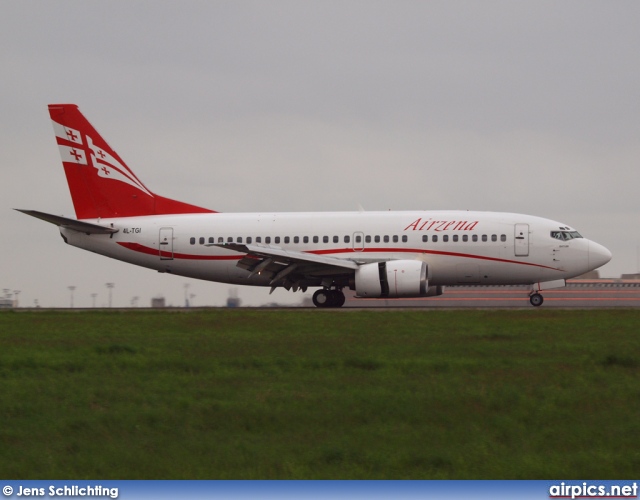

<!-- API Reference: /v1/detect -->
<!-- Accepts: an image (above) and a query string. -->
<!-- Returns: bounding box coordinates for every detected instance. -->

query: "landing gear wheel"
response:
[529,293,544,307]
[330,290,346,308]
[312,289,330,307]
[312,289,346,308]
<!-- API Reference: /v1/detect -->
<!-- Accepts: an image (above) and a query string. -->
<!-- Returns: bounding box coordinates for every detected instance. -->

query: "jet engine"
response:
[353,260,443,298]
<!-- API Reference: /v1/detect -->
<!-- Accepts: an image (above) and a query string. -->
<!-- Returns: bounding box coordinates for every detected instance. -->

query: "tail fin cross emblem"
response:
[48,104,214,219]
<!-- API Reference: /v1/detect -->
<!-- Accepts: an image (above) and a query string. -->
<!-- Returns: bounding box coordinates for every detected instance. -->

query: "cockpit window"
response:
[550,231,583,241]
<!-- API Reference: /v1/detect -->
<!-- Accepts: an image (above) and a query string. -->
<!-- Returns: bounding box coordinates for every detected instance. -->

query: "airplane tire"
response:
[312,290,345,308]
[312,289,330,307]
[332,291,346,308]
[529,293,544,307]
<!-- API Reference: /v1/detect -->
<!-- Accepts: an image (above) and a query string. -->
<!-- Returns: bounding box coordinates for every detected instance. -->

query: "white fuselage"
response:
[60,210,611,290]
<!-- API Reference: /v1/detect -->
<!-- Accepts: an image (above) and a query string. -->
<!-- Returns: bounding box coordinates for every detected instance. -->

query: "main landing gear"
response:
[529,293,544,307]
[312,289,346,308]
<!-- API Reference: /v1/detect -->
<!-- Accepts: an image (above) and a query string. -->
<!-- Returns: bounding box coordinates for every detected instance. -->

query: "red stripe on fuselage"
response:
[310,247,560,271]
[117,242,241,260]
[117,242,560,271]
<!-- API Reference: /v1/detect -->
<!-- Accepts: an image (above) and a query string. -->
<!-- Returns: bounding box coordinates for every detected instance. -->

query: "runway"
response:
[342,280,640,308]
[6,281,639,311]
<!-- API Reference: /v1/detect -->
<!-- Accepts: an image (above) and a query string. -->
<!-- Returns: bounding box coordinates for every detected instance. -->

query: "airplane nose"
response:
[589,241,612,270]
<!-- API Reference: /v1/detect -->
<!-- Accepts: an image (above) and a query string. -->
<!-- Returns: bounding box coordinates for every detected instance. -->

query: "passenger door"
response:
[159,227,174,260]
[514,224,529,257]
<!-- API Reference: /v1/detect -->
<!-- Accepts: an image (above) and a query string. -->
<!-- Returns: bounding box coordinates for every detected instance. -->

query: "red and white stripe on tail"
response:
[49,104,214,219]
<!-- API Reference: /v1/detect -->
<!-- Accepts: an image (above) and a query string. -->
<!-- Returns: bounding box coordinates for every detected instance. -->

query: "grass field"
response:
[0,309,638,479]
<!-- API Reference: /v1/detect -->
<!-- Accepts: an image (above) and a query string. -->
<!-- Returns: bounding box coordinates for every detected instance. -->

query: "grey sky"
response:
[2,1,638,307]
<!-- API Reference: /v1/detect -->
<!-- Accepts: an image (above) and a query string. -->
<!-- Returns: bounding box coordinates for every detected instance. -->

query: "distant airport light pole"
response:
[184,283,190,308]
[91,293,97,308]
[105,283,115,307]
[68,286,76,308]
[13,290,21,308]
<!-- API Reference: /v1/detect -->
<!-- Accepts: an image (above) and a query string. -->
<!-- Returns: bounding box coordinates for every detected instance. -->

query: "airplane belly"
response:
[226,262,271,286]
[455,264,480,284]
[167,258,271,286]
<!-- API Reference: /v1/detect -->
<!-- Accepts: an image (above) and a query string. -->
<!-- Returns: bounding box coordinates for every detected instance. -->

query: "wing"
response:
[211,243,360,291]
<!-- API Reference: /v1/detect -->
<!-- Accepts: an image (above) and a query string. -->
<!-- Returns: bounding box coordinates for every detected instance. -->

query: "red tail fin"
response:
[49,104,215,219]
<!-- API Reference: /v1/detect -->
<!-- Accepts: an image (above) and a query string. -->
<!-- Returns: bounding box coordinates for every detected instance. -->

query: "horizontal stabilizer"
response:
[15,209,119,235]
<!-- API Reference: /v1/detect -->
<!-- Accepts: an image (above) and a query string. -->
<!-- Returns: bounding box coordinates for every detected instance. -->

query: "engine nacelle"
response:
[355,260,430,298]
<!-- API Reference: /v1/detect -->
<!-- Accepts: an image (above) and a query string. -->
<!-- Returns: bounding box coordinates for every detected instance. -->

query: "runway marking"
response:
[446,290,640,295]
[442,296,640,299]
[353,296,640,302]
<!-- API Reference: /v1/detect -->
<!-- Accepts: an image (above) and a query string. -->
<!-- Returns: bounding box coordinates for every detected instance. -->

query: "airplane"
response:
[17,104,612,308]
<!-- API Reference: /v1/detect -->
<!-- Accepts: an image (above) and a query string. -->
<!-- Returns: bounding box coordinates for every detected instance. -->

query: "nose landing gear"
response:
[529,292,544,307]
[312,288,346,308]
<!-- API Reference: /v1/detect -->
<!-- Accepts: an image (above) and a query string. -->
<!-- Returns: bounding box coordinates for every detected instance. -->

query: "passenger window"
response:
[374,235,380,243]
[323,236,329,243]
[247,237,252,244]
[294,236,299,244]
[304,236,309,243]
[199,237,205,245]
[402,235,408,243]
[482,235,487,242]
[218,236,224,243]
[432,235,438,242]
[365,235,371,243]
[472,235,478,242]
[265,236,271,244]
[344,235,350,243]
[443,235,449,242]
[462,235,468,242]
[237,236,243,243]
[393,235,398,243]
[383,235,389,243]
[227,237,233,243]
[453,235,458,242]
[422,235,428,242]
[256,236,262,243]
[491,235,497,242]
[333,236,339,243]
[284,236,290,244]
[501,234,506,242]
[208,237,214,244]
[190,237,195,245]
[275,236,280,244]
[313,236,319,243]
[355,235,362,243]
